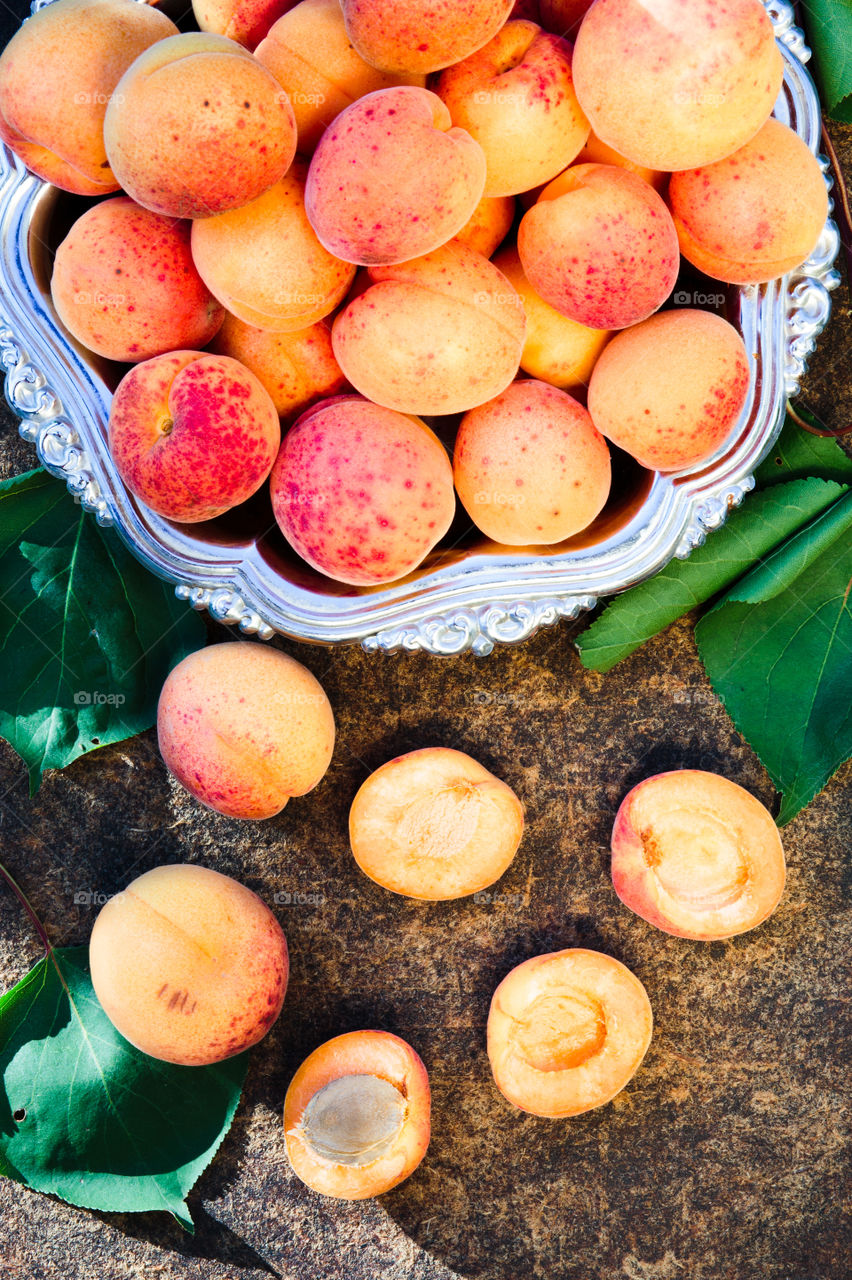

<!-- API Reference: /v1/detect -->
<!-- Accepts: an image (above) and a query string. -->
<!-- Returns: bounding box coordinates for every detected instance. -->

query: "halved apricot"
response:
[487,948,653,1116]
[349,746,524,900]
[284,1030,430,1199]
[611,770,786,940]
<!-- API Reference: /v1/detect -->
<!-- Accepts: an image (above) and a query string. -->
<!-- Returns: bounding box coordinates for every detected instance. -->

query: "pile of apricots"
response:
[85,638,786,1200]
[0,0,830,584]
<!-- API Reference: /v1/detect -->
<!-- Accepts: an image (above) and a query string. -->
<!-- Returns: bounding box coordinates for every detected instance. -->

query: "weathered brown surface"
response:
[0,127,849,1280]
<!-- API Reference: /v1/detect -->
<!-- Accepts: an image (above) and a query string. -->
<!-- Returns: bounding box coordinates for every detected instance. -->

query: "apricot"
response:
[587,310,749,472]
[454,194,516,258]
[51,197,224,364]
[191,161,356,332]
[572,0,783,171]
[435,21,589,197]
[487,949,653,1116]
[284,1031,430,1199]
[109,350,281,522]
[349,747,524,899]
[339,0,515,75]
[255,0,426,156]
[0,0,177,196]
[538,0,592,37]
[89,863,288,1066]
[305,86,486,266]
[157,642,335,818]
[104,32,297,219]
[454,380,611,544]
[208,313,346,419]
[331,241,525,415]
[269,395,455,585]
[492,245,610,392]
[518,164,679,330]
[611,771,786,940]
[668,119,830,285]
[575,130,667,193]
[192,0,296,49]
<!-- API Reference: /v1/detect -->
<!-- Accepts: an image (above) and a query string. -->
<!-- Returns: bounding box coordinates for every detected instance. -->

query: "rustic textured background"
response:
[0,4,849,1276]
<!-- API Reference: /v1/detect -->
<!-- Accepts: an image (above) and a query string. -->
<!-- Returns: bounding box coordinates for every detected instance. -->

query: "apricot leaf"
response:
[801,0,852,123]
[0,945,247,1229]
[753,419,852,487]
[696,491,852,825]
[0,469,204,793]
[576,478,846,672]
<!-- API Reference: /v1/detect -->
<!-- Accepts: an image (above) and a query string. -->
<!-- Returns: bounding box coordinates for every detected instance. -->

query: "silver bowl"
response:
[0,0,841,655]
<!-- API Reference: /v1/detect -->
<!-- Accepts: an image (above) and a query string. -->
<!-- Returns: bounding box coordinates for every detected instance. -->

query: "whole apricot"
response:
[208,313,347,419]
[339,0,515,75]
[192,0,297,48]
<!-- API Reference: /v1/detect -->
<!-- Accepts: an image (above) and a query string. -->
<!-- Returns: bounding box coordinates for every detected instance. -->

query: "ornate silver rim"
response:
[0,0,841,655]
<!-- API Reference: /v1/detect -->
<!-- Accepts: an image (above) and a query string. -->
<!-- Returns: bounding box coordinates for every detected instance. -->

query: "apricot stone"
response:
[572,0,783,171]
[157,642,335,819]
[611,770,786,940]
[435,21,589,197]
[0,0,177,196]
[51,197,224,363]
[270,395,455,585]
[285,1030,431,1198]
[89,863,288,1066]
[109,350,281,522]
[208,313,347,419]
[587,310,749,471]
[191,161,356,332]
[349,747,524,899]
[339,0,515,75]
[104,32,297,219]
[488,949,653,1116]
[305,86,486,266]
[518,164,679,330]
[331,241,525,415]
[255,0,426,155]
[668,119,829,285]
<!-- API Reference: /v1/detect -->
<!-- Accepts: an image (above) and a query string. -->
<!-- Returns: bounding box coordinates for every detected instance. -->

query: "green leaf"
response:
[753,416,852,487]
[799,0,852,123]
[576,478,846,672]
[0,469,205,793]
[0,946,248,1228]
[696,491,852,825]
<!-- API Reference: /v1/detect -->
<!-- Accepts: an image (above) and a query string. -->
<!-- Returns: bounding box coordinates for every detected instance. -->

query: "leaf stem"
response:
[0,859,51,953]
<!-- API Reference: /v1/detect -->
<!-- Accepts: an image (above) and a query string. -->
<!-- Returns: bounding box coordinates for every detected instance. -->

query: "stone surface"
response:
[0,3,849,1272]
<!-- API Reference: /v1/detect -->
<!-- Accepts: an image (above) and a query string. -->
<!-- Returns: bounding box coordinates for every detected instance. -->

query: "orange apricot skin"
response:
[208,314,347,420]
[89,863,288,1066]
[487,948,653,1117]
[668,119,829,285]
[157,642,335,819]
[454,194,516,258]
[339,0,516,75]
[192,0,298,49]
[611,770,786,941]
[284,1030,431,1199]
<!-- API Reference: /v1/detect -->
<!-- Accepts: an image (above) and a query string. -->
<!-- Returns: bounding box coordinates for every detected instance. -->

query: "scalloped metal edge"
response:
[1,0,842,656]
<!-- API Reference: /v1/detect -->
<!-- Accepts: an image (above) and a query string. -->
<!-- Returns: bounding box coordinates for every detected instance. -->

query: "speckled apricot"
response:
[51,197,224,363]
[349,747,524,899]
[192,0,296,48]
[488,949,653,1116]
[104,32,297,219]
[305,86,486,266]
[285,1031,430,1199]
[0,0,177,196]
[668,119,829,285]
[435,21,589,197]
[340,0,515,74]
[611,771,786,940]
[518,164,679,330]
[157,642,335,818]
[331,240,525,414]
[269,394,455,585]
[454,193,516,257]
[572,0,783,171]
[191,161,356,332]
[454,379,610,544]
[89,863,289,1065]
[255,0,425,155]
[492,244,610,391]
[109,350,281,522]
[208,313,347,419]
[587,309,749,471]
